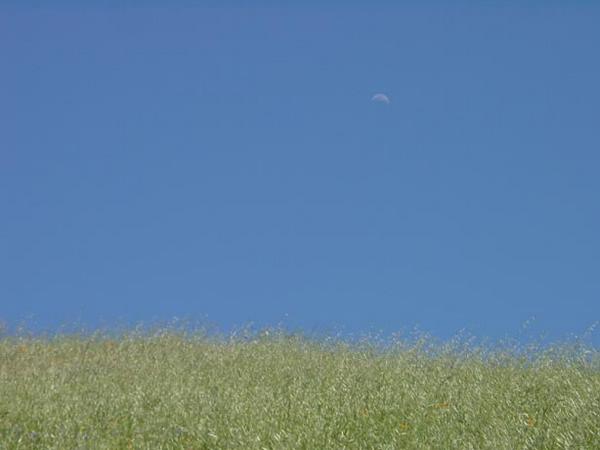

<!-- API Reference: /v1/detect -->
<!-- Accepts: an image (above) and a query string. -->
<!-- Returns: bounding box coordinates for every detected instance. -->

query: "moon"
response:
[371,93,390,104]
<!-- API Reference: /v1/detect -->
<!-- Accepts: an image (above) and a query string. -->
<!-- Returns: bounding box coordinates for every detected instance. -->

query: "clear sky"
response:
[1,3,599,344]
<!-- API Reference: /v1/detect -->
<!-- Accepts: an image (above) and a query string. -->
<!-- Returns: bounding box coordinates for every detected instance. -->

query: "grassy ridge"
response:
[1,329,599,449]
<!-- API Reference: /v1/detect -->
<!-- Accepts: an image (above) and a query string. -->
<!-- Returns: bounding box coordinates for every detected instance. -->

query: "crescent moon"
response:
[371,93,390,104]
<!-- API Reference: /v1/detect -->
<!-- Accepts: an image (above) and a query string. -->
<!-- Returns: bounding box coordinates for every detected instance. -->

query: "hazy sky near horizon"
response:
[1,3,599,343]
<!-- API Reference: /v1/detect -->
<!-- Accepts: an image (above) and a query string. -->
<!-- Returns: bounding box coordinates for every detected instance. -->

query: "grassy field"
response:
[0,327,598,449]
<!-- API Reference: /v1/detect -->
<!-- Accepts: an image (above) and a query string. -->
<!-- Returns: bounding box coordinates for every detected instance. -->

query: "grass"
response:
[0,325,599,449]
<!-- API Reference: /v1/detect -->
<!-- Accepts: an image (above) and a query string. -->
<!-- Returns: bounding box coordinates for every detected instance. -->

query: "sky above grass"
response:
[1,2,599,344]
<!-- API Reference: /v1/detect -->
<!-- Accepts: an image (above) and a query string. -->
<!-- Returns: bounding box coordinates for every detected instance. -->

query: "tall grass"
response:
[1,326,598,449]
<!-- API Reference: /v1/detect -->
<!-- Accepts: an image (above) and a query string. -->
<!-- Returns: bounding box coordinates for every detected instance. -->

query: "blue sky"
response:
[1,3,599,344]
